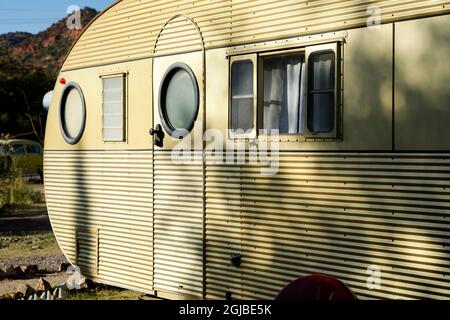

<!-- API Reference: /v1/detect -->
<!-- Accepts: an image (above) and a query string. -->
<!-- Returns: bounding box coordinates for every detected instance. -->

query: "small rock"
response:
[18,265,28,274]
[13,292,24,300]
[5,265,17,278]
[35,278,52,293]
[13,266,25,278]
[59,263,71,272]
[15,284,35,298]
[0,268,6,280]
[30,264,39,275]
[19,265,38,276]
[26,285,36,297]
[79,278,96,290]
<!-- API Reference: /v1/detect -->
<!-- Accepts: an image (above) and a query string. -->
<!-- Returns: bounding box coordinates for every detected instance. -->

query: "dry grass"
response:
[0,232,60,259]
[0,232,145,300]
[0,178,44,210]
[66,285,144,300]
[0,156,44,210]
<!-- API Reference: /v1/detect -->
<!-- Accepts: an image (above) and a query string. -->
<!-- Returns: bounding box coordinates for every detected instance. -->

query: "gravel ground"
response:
[0,182,73,297]
[0,254,68,273]
[0,272,69,296]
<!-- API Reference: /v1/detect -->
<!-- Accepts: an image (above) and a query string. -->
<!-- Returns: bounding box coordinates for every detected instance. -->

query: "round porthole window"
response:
[159,63,199,138]
[59,82,86,145]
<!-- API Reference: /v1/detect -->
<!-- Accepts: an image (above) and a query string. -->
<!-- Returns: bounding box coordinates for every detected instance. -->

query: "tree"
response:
[0,49,53,141]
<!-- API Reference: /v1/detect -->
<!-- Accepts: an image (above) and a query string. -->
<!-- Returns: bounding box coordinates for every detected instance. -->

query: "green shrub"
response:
[0,155,43,210]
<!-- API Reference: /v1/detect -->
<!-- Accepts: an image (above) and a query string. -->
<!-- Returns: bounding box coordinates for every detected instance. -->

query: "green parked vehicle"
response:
[0,139,44,181]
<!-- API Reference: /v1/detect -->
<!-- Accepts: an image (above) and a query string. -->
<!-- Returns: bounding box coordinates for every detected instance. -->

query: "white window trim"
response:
[226,31,347,56]
[258,48,306,141]
[227,42,342,142]
[101,72,128,143]
[228,53,258,140]
[304,42,340,139]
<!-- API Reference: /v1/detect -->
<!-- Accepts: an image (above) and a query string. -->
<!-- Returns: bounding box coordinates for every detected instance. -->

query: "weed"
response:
[66,284,143,300]
[0,155,43,210]
[0,232,60,259]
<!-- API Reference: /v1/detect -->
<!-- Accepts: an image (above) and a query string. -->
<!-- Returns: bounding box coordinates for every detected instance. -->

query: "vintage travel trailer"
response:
[43,0,450,299]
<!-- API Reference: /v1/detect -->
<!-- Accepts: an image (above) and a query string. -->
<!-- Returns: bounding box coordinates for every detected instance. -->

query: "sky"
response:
[0,0,117,34]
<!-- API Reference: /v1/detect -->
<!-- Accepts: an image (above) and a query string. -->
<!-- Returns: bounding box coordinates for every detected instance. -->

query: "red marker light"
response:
[59,78,67,85]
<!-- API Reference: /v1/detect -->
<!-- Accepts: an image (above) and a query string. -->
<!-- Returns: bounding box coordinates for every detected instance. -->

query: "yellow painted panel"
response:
[205,24,393,151]
[45,59,153,151]
[395,14,450,150]
[153,52,204,150]
[342,24,393,150]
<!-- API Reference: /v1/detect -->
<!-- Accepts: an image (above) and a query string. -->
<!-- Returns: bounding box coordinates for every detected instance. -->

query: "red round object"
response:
[276,274,357,300]
[59,78,67,85]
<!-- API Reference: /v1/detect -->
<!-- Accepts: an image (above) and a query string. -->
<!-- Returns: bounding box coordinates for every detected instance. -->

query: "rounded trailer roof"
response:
[61,0,450,72]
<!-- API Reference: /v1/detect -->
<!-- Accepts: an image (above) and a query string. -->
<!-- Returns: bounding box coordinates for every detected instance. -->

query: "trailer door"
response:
[151,17,206,299]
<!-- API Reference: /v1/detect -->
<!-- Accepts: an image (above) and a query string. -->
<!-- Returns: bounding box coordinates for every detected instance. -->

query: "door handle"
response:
[149,124,165,148]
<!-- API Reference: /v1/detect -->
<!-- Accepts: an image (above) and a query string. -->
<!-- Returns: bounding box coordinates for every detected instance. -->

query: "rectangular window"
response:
[102,75,126,142]
[306,44,337,136]
[262,53,306,134]
[228,42,340,140]
[229,54,257,137]
[26,144,42,155]
[11,144,25,155]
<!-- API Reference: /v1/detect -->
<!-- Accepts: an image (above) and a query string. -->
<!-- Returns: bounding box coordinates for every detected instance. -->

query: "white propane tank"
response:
[42,90,54,111]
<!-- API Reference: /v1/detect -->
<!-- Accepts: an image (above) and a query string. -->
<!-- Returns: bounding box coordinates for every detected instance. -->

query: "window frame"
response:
[101,73,128,143]
[158,62,199,138]
[227,41,342,142]
[258,48,307,140]
[304,42,340,139]
[59,81,87,145]
[228,54,258,140]
[10,143,26,156]
[26,144,42,155]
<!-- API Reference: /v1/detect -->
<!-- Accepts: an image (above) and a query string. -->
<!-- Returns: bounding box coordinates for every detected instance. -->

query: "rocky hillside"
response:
[0,7,98,77]
[0,7,98,139]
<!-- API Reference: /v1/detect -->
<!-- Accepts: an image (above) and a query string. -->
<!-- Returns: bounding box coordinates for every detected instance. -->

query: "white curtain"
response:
[264,56,305,134]
[286,62,300,133]
[298,62,306,134]
[312,56,333,90]
[264,63,283,131]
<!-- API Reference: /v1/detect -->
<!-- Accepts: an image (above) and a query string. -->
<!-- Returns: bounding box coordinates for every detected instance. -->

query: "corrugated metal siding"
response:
[153,151,204,298]
[63,0,450,70]
[205,153,450,300]
[99,228,153,291]
[45,149,450,299]
[154,15,204,56]
[44,150,154,292]
[76,228,98,277]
